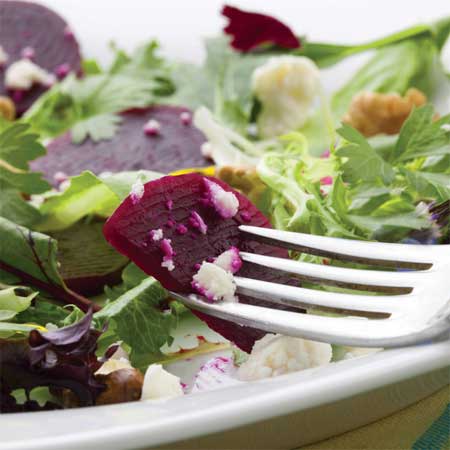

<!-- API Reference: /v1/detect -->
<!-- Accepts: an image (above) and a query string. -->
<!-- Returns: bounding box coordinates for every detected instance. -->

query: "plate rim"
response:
[1,340,449,450]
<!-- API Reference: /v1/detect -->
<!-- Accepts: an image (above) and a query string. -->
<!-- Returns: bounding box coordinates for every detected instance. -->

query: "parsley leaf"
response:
[0,123,51,226]
[392,105,450,162]
[336,124,395,185]
[25,41,175,143]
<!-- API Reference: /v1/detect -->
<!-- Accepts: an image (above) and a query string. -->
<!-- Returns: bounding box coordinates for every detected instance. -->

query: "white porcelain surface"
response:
[1,1,449,449]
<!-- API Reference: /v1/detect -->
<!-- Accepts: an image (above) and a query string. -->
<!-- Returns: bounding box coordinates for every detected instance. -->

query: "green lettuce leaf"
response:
[37,170,162,232]
[0,286,38,321]
[0,217,93,311]
[94,277,177,370]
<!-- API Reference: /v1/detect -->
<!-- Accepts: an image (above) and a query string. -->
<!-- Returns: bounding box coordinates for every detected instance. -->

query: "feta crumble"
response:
[150,228,163,242]
[189,211,208,234]
[5,59,56,90]
[204,178,239,219]
[200,142,213,159]
[160,238,175,271]
[237,334,332,381]
[143,119,161,136]
[441,124,450,132]
[0,45,8,66]
[130,179,145,204]
[214,247,242,274]
[192,262,237,302]
[141,364,184,400]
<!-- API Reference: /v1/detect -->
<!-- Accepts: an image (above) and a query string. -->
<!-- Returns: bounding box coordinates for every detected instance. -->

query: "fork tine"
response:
[234,276,407,314]
[239,226,448,268]
[169,292,412,346]
[239,252,421,288]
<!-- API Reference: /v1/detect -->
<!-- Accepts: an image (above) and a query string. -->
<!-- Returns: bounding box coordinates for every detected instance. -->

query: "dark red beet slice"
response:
[30,106,209,185]
[103,173,295,352]
[0,1,81,114]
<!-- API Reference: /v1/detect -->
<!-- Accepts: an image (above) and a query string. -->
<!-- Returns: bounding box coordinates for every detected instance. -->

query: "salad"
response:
[0,1,449,412]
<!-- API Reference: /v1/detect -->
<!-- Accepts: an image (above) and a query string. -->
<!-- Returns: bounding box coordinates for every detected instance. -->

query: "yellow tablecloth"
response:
[298,385,449,450]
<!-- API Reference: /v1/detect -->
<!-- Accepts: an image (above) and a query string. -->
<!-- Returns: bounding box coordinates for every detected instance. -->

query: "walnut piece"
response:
[342,88,427,137]
[0,96,16,121]
[216,166,267,205]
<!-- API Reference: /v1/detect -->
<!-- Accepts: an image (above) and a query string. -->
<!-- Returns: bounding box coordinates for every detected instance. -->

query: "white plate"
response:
[2,1,449,449]
[1,342,449,450]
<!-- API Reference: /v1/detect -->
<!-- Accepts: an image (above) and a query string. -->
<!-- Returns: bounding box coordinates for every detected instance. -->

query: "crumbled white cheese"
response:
[150,228,163,242]
[440,124,450,132]
[143,119,161,136]
[204,179,239,219]
[237,334,332,381]
[192,261,237,302]
[252,55,321,138]
[5,59,56,90]
[214,247,242,274]
[0,45,8,65]
[161,258,175,271]
[130,179,145,204]
[141,364,184,400]
[201,142,213,158]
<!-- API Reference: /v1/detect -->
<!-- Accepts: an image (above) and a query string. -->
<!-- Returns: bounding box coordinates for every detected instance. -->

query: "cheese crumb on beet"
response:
[204,178,239,219]
[160,238,175,271]
[189,211,208,234]
[214,247,242,274]
[192,262,237,302]
[143,119,161,136]
[5,59,56,90]
[149,228,163,242]
[130,179,145,205]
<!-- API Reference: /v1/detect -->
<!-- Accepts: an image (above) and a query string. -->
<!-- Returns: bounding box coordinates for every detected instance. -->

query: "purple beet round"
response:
[30,106,210,184]
[103,173,296,352]
[0,1,82,114]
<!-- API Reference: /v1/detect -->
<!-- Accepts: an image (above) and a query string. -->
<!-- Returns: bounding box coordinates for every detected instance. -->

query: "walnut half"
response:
[342,88,427,137]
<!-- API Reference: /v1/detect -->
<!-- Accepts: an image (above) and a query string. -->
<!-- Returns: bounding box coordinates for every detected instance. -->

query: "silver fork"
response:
[171,226,450,348]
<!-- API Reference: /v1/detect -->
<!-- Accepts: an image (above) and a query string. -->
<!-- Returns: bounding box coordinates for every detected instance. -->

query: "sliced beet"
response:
[0,1,81,114]
[103,173,295,352]
[30,106,209,184]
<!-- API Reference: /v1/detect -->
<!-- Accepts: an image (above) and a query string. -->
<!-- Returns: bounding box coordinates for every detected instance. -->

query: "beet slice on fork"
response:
[103,173,295,352]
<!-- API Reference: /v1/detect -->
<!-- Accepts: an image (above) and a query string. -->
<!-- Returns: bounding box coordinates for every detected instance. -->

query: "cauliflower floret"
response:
[237,334,332,381]
[252,56,321,138]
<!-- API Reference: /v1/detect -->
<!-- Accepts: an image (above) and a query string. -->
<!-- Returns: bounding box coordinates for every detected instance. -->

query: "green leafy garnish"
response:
[0,123,51,226]
[25,41,174,143]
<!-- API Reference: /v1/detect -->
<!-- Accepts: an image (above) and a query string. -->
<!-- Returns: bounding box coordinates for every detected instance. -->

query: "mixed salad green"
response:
[0,2,449,412]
